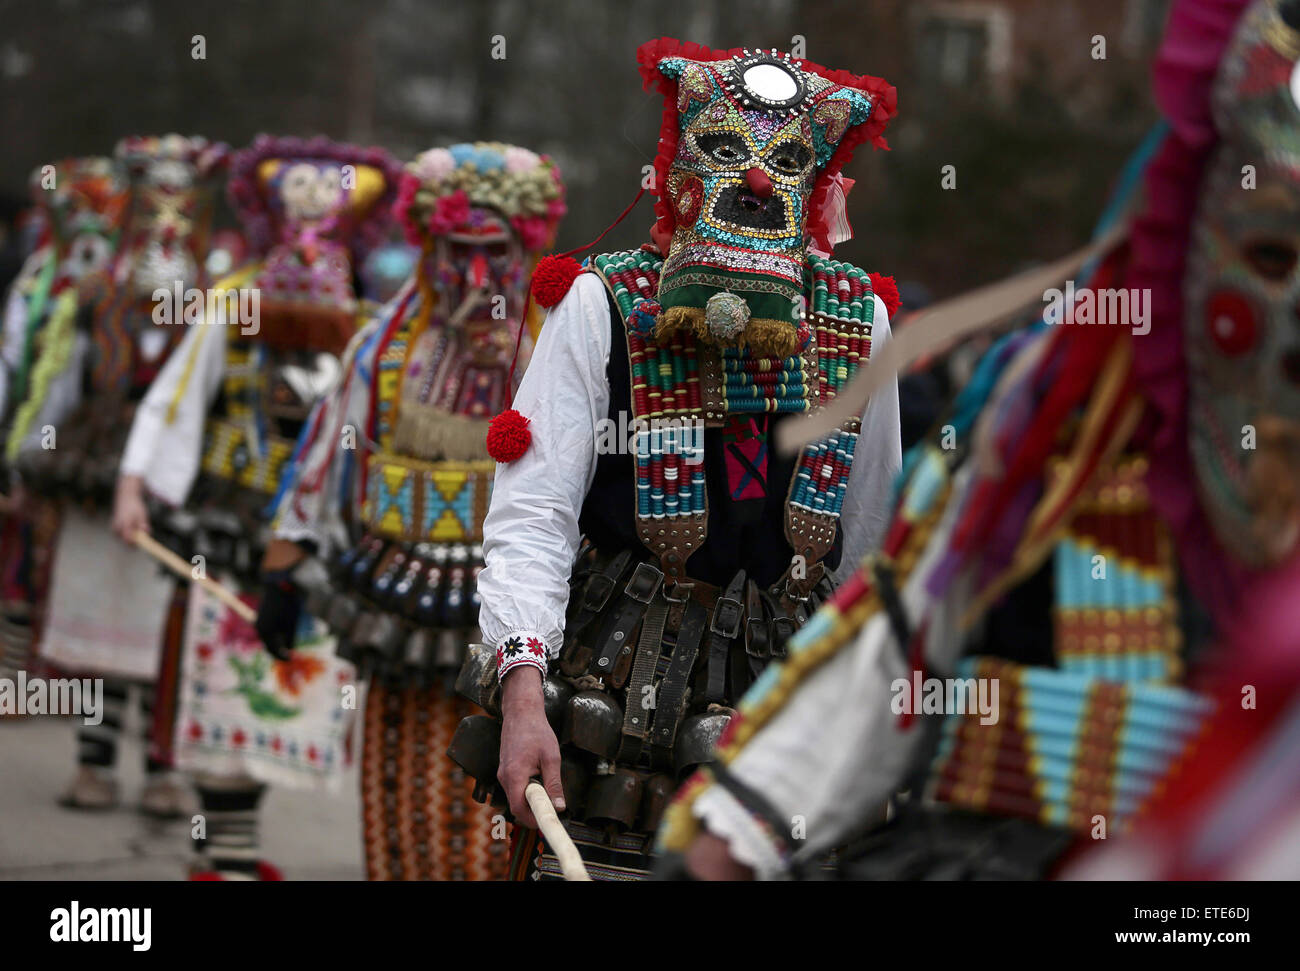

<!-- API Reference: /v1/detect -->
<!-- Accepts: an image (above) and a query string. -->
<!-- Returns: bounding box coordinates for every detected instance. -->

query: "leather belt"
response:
[763,589,794,660]
[744,580,770,681]
[588,561,663,682]
[705,570,746,704]
[650,598,708,759]
[570,549,631,643]
[617,599,670,763]
[560,550,633,677]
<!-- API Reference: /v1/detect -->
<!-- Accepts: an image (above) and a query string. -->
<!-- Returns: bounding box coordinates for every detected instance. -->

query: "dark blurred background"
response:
[0,0,1170,299]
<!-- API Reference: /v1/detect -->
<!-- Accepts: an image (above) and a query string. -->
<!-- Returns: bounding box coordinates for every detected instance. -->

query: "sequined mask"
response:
[646,47,881,357]
[1185,0,1300,566]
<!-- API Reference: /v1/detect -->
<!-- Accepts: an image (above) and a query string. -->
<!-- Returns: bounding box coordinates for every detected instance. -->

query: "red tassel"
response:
[869,273,901,318]
[486,408,532,463]
[530,254,583,309]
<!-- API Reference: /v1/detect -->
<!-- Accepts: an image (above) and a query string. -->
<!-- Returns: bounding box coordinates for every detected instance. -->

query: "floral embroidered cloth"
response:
[174,581,356,790]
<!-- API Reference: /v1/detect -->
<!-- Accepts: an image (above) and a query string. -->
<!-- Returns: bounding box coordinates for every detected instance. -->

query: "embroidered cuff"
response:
[496,630,551,681]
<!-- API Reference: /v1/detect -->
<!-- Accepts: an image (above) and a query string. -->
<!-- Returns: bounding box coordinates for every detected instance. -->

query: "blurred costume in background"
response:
[659,0,1300,881]
[118,135,400,879]
[460,39,902,880]
[0,157,126,703]
[1065,0,1300,879]
[267,142,566,879]
[13,139,227,814]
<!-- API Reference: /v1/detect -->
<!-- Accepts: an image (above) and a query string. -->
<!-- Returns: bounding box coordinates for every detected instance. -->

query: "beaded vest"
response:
[589,247,876,599]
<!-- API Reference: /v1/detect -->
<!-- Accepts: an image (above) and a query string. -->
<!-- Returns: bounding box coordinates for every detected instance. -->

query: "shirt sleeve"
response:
[119,319,226,506]
[688,463,975,878]
[476,272,612,681]
[835,295,901,584]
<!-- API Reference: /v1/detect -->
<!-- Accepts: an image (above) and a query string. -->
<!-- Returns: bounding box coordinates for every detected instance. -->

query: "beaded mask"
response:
[32,157,126,290]
[227,135,402,353]
[111,134,228,300]
[1184,0,1300,567]
[638,39,895,357]
[389,143,566,459]
[90,135,229,394]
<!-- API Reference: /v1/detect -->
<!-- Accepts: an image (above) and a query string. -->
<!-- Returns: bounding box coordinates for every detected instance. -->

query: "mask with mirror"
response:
[640,41,894,356]
[1184,0,1300,567]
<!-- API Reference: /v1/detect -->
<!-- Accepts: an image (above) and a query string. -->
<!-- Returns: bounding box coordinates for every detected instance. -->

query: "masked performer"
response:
[1,156,125,706]
[449,40,902,881]
[114,135,401,879]
[262,142,567,880]
[6,140,226,814]
[662,0,1300,880]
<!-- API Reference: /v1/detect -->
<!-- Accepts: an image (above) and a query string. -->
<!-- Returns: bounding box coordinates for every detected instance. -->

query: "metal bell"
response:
[673,711,732,776]
[640,773,676,833]
[559,757,589,818]
[542,676,574,731]
[563,690,623,760]
[585,768,643,829]
[454,643,500,716]
[445,714,502,804]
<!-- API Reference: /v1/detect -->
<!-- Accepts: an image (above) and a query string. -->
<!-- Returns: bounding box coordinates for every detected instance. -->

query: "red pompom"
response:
[869,273,901,318]
[529,254,583,308]
[486,409,532,463]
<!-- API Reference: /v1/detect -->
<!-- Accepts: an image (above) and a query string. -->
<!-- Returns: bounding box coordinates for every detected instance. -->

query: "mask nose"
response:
[468,252,489,290]
[745,167,773,199]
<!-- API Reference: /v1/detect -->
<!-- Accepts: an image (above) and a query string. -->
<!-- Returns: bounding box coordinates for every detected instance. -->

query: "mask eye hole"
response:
[695,132,750,167]
[1205,290,1258,356]
[766,142,811,177]
[1244,240,1298,281]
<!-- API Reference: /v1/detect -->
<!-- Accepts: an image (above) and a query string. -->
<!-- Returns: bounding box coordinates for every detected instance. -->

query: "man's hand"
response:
[112,475,149,544]
[684,831,755,881]
[497,665,565,828]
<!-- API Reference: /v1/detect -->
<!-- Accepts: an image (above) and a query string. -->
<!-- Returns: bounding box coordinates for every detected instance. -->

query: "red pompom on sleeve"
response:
[869,273,901,318]
[529,255,583,309]
[486,408,532,463]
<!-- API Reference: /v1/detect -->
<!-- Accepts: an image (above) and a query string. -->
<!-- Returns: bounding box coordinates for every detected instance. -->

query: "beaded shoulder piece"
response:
[589,248,876,594]
[926,453,1199,836]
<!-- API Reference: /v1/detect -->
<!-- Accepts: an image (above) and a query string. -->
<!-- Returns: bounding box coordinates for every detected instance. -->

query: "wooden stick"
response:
[132,530,257,624]
[525,782,591,881]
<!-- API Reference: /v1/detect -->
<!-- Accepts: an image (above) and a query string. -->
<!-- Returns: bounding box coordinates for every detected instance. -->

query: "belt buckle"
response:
[710,596,743,639]
[664,580,695,604]
[582,572,618,612]
[624,561,664,604]
[769,617,795,658]
[782,576,812,604]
